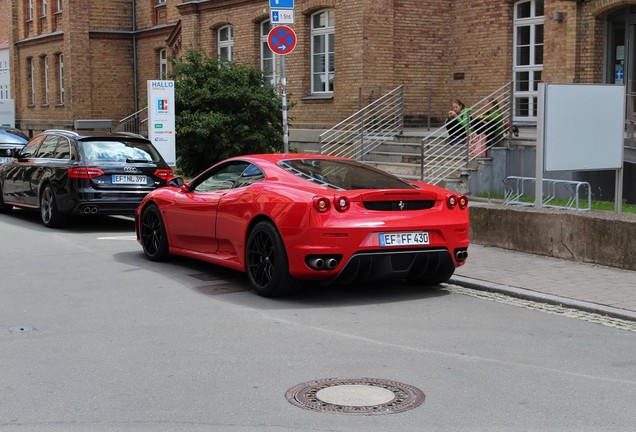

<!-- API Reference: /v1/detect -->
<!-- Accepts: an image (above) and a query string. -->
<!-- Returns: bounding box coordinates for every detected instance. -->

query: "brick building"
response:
[4,0,636,135]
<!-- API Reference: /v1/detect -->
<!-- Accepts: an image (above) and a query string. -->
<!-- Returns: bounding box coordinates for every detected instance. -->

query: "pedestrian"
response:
[479,97,505,147]
[445,99,471,145]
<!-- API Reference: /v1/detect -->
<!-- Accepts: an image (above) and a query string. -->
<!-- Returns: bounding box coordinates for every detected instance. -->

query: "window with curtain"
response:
[218,25,234,63]
[310,9,335,94]
[260,20,277,86]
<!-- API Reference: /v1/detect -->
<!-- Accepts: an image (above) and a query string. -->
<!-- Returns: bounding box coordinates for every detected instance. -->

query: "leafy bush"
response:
[170,49,284,177]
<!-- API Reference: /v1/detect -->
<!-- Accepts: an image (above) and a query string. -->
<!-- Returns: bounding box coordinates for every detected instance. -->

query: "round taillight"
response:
[313,196,331,213]
[446,194,457,209]
[458,195,468,210]
[334,196,350,212]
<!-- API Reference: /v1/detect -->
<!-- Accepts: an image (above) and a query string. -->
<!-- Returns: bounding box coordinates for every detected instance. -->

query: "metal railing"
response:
[116,106,148,137]
[502,176,591,211]
[320,85,404,159]
[419,82,513,185]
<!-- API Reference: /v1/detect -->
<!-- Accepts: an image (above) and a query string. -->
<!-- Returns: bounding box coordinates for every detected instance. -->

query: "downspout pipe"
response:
[132,0,138,113]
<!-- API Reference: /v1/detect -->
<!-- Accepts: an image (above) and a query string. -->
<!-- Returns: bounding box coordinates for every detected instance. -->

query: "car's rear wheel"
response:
[140,204,170,261]
[40,185,67,228]
[408,253,455,286]
[246,221,302,297]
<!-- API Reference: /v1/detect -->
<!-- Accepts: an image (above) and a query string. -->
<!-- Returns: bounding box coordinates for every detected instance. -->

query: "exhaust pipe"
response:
[307,257,325,270]
[325,258,338,270]
[455,250,468,262]
[90,207,98,214]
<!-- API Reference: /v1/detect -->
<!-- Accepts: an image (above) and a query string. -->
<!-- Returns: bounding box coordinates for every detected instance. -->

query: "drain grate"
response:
[285,378,425,415]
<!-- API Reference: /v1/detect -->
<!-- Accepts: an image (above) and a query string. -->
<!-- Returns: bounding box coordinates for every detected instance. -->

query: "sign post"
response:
[267,25,297,153]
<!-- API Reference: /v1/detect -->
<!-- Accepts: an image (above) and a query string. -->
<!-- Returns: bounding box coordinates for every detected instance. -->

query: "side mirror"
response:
[168,176,185,188]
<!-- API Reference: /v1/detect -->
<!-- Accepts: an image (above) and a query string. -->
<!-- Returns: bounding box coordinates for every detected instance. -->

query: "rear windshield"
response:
[79,140,163,163]
[278,158,415,190]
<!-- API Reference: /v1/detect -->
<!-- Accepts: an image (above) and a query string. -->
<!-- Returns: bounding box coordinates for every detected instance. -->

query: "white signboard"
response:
[0,99,16,127]
[543,83,624,171]
[271,9,294,24]
[147,80,176,166]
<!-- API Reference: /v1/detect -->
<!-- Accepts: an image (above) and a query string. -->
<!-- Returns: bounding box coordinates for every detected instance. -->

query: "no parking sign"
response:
[267,25,297,55]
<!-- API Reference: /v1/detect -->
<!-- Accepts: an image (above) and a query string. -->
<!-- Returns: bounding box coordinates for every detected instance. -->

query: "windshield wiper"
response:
[126,158,151,163]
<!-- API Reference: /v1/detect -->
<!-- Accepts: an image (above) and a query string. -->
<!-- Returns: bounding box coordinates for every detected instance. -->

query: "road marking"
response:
[97,235,137,240]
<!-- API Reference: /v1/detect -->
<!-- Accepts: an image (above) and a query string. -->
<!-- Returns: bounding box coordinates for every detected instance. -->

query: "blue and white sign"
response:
[147,80,176,166]
[269,0,294,9]
[271,9,294,24]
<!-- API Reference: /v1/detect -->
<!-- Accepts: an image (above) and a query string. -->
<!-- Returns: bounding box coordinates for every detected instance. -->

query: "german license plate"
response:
[379,231,429,247]
[0,157,13,164]
[112,175,147,185]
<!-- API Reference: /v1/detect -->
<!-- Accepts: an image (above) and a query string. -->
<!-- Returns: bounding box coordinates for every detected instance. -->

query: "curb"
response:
[450,275,636,323]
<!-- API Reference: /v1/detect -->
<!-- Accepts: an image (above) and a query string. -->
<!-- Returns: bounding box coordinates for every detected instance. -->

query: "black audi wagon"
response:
[0,130,173,227]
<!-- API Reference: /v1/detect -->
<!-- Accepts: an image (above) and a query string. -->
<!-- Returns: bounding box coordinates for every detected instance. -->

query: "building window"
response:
[513,0,543,121]
[27,0,33,20]
[56,0,61,13]
[159,49,168,79]
[158,0,166,3]
[260,20,277,86]
[311,9,335,94]
[218,25,234,63]
[58,53,64,104]
[43,56,49,104]
[41,0,47,17]
[28,58,35,105]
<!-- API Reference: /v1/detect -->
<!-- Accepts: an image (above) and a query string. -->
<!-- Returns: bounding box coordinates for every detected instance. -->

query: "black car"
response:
[0,130,173,227]
[0,127,29,164]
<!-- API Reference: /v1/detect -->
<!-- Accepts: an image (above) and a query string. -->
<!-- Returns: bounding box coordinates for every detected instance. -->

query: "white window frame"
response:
[58,53,64,104]
[29,58,35,105]
[56,0,61,13]
[260,20,278,87]
[218,25,234,63]
[310,9,335,95]
[159,49,168,79]
[513,0,544,122]
[44,56,49,104]
[27,0,33,20]
[41,0,47,17]
[158,0,166,3]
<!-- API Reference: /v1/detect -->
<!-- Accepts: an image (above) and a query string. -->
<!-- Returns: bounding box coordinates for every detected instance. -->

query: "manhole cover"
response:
[285,378,425,415]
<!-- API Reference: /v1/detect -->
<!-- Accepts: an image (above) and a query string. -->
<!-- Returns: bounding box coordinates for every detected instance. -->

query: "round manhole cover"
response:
[285,378,425,415]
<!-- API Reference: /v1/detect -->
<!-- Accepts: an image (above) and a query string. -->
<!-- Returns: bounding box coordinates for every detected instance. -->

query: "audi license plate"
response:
[380,231,429,247]
[0,157,13,164]
[112,175,147,185]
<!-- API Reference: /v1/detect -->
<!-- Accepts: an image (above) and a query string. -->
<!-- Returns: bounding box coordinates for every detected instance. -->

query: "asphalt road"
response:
[1,210,635,431]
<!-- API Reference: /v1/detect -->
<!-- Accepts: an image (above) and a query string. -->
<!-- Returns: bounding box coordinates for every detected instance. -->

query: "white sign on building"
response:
[0,99,16,127]
[147,80,176,166]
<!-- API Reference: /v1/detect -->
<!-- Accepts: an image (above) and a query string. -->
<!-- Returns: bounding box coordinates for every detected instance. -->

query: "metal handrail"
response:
[419,82,513,185]
[320,85,404,160]
[116,106,148,136]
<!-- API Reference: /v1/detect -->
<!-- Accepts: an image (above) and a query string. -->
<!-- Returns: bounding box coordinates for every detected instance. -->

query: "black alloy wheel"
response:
[246,221,302,297]
[40,185,67,228]
[140,204,170,261]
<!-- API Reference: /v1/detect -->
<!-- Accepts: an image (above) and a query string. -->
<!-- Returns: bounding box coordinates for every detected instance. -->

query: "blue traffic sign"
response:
[270,0,294,9]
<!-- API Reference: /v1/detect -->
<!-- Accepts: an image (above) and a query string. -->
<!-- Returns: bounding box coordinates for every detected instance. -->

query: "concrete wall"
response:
[469,203,636,271]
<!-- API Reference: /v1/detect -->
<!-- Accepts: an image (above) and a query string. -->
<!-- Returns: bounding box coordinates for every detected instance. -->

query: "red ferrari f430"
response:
[135,154,469,296]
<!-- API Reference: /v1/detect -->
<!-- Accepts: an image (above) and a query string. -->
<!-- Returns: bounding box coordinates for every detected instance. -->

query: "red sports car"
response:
[135,154,469,296]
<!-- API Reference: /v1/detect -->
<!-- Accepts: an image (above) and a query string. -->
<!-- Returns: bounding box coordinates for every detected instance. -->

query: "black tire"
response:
[246,221,302,297]
[408,253,456,286]
[140,204,170,261]
[40,185,67,228]
[0,186,12,213]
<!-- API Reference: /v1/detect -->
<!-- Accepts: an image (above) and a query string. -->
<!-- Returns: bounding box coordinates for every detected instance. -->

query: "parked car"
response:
[0,127,29,164]
[0,130,173,227]
[135,154,469,296]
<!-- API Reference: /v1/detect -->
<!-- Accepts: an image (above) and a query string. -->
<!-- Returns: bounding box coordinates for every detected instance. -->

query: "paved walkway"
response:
[451,244,636,322]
